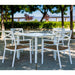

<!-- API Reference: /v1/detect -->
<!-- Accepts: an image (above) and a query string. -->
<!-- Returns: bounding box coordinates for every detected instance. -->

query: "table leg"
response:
[17,35,20,59]
[17,35,19,44]
[32,37,34,54]
[35,37,37,63]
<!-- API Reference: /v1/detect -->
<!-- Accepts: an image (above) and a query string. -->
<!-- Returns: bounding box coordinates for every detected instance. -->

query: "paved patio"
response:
[0,38,75,70]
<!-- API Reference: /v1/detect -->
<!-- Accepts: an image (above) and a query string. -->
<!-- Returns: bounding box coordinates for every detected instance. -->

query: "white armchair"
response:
[2,31,32,67]
[41,30,72,68]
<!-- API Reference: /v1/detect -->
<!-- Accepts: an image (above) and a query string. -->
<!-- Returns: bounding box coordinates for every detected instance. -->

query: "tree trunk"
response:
[5,9,8,22]
[61,9,64,28]
[1,5,5,39]
[12,11,14,28]
[70,5,73,38]
[1,6,5,30]
[11,6,14,28]
[40,12,47,22]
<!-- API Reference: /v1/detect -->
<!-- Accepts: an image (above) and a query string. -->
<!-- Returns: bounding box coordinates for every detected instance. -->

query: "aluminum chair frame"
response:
[10,28,24,40]
[10,28,34,54]
[53,28,65,33]
[41,30,72,69]
[2,31,32,67]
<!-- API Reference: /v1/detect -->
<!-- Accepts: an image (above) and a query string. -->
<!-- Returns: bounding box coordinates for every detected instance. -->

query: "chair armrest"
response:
[16,39,32,47]
[4,38,14,40]
[43,38,60,45]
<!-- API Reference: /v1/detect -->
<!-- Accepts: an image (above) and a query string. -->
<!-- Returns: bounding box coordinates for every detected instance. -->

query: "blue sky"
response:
[14,7,75,17]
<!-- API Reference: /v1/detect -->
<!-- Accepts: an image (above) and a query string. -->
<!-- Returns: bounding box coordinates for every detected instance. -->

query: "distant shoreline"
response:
[14,16,75,22]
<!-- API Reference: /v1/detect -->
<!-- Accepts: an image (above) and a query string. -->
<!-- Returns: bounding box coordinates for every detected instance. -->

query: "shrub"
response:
[0,21,73,30]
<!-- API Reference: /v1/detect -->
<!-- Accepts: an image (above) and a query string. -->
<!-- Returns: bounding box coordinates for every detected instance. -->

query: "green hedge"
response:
[0,21,74,30]
[4,22,40,30]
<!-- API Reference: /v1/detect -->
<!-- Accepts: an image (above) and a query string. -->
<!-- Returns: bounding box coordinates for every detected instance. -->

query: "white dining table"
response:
[15,32,55,64]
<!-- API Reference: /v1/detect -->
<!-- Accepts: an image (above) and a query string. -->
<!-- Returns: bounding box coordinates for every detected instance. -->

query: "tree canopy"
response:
[53,5,68,28]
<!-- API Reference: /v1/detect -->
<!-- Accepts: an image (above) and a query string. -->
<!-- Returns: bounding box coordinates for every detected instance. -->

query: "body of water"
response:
[14,16,75,22]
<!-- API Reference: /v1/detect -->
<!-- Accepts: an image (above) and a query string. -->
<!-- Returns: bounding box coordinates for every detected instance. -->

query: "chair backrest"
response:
[4,31,15,40]
[53,28,65,33]
[4,31,16,46]
[54,30,72,46]
[62,30,72,40]
[10,28,24,33]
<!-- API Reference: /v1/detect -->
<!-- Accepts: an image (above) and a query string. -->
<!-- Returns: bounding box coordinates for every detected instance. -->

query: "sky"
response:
[14,6,75,21]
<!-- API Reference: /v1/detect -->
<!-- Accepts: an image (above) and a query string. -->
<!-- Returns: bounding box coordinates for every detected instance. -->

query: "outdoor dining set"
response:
[0,28,72,69]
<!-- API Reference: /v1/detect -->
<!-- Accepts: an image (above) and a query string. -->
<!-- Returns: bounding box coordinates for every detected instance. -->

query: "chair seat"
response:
[44,41,62,44]
[20,41,29,44]
[44,41,54,44]
[44,45,68,50]
[6,45,29,50]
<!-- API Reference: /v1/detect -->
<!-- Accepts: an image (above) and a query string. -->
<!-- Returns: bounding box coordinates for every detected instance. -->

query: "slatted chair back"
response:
[10,28,24,33]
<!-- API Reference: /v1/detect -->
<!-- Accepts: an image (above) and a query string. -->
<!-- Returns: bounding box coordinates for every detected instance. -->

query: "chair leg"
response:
[17,51,20,60]
[23,36,24,40]
[53,51,55,58]
[41,38,44,64]
[30,44,32,63]
[64,51,65,55]
[10,40,14,55]
[12,51,16,67]
[2,48,6,63]
[62,41,65,55]
[21,36,24,53]
[41,47,44,64]
[62,40,64,46]
[57,51,62,69]
[54,51,56,60]
[69,49,72,64]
